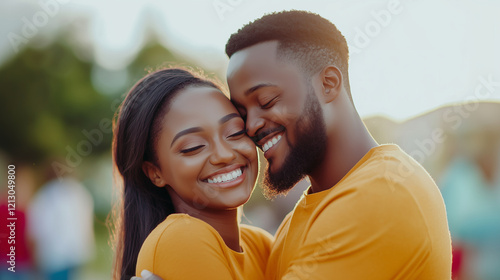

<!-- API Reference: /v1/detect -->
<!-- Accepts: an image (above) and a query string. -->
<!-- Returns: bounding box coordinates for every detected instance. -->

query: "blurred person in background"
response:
[0,203,33,280]
[27,165,95,280]
[0,166,37,280]
[112,68,271,280]
[441,126,500,280]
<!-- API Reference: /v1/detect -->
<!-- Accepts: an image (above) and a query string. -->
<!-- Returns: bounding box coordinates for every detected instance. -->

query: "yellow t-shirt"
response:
[266,144,452,280]
[136,213,272,280]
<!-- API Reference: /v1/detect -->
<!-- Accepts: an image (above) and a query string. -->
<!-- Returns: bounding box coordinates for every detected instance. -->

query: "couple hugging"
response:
[111,10,452,280]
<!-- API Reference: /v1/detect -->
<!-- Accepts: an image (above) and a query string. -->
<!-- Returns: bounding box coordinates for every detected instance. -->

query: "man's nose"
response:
[245,112,266,138]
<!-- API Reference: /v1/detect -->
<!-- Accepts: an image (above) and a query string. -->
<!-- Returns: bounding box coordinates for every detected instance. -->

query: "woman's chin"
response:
[218,189,253,209]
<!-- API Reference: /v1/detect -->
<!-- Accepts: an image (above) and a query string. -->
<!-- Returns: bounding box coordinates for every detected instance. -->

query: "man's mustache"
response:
[250,126,285,144]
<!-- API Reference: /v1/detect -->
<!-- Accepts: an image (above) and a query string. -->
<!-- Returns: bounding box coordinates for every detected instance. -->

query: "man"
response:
[136,10,452,279]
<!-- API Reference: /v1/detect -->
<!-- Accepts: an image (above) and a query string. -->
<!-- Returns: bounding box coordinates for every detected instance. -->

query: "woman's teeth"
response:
[207,168,243,184]
[263,135,282,152]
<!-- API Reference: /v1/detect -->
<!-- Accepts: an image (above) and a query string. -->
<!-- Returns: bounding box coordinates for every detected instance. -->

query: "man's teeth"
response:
[207,168,243,184]
[263,135,282,152]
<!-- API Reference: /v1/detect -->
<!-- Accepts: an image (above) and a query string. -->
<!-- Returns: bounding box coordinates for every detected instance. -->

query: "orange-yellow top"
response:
[267,144,452,280]
[136,213,272,279]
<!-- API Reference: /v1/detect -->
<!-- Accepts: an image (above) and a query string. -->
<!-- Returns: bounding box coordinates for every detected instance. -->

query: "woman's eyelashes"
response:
[180,145,205,154]
[228,129,246,138]
[179,130,244,155]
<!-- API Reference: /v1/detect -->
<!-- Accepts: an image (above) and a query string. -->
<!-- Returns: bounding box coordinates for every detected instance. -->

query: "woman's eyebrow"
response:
[171,127,202,147]
[219,113,240,124]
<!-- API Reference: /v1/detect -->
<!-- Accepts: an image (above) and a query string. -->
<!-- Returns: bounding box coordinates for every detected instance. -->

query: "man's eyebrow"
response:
[219,113,240,124]
[244,83,277,96]
[171,127,202,147]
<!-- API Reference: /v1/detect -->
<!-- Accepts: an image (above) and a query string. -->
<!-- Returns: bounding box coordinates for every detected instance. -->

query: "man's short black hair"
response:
[225,10,351,94]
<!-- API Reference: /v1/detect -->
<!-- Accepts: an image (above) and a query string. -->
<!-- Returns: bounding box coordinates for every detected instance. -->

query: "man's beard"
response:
[262,88,327,199]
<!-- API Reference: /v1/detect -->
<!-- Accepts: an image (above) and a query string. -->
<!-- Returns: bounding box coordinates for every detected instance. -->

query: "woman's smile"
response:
[202,165,247,188]
[149,85,258,210]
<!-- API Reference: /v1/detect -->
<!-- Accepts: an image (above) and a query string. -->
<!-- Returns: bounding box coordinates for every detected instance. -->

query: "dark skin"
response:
[134,41,379,280]
[226,41,378,193]
[142,86,259,252]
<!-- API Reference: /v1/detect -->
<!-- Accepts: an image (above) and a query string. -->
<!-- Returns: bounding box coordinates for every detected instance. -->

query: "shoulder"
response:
[368,144,434,187]
[240,224,273,250]
[306,146,435,247]
[137,214,226,270]
[240,224,274,270]
[143,214,223,253]
[136,214,232,279]
[273,211,293,240]
[320,145,439,210]
[241,224,273,241]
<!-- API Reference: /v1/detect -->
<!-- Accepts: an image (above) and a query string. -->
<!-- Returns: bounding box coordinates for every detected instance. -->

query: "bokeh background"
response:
[0,0,499,279]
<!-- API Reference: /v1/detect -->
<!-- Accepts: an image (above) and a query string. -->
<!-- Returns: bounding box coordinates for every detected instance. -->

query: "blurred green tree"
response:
[128,42,177,81]
[0,42,113,164]
[0,37,205,170]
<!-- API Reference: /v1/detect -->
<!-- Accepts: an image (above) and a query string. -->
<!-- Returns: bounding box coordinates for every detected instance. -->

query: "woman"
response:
[111,68,271,280]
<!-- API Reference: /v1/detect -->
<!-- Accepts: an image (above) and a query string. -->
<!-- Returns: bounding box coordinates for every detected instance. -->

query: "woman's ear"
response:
[142,161,167,187]
[320,65,343,103]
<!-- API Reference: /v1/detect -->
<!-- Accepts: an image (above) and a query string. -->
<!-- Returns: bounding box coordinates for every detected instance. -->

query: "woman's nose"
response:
[209,140,237,165]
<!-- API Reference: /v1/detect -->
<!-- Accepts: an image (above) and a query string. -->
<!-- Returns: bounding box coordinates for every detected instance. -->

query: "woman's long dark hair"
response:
[110,68,221,280]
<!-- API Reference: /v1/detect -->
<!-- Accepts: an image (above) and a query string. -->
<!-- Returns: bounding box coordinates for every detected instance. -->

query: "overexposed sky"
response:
[1,0,499,120]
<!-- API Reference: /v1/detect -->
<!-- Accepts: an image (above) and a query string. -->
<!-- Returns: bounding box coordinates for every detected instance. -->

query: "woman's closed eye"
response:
[180,145,205,154]
[228,129,246,138]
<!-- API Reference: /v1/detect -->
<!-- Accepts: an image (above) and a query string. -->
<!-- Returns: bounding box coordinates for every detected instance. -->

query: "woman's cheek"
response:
[176,156,205,181]
[237,138,258,161]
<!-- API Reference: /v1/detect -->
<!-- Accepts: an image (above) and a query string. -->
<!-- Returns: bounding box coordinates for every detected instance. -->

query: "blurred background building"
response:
[0,0,499,279]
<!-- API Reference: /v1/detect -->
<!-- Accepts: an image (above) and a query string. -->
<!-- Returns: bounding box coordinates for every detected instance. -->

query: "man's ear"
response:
[320,65,343,103]
[142,161,167,187]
